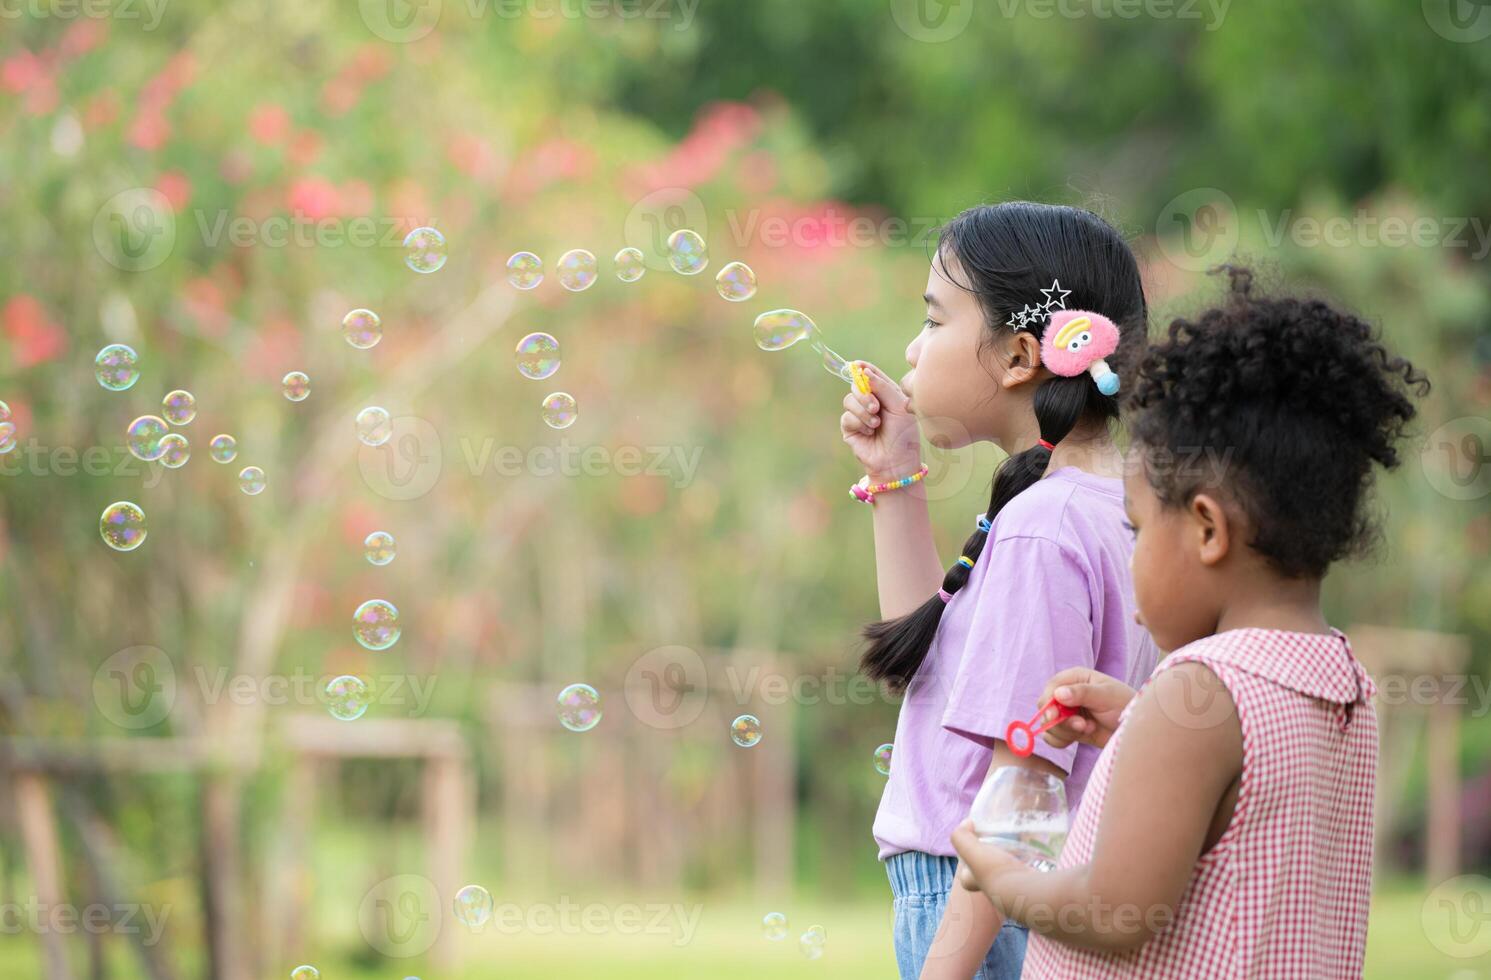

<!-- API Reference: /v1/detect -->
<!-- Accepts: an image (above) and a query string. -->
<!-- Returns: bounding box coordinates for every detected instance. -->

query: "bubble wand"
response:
[1005,699,1078,757]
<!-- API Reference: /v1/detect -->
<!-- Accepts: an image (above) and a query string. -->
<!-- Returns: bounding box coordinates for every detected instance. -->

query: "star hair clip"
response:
[1007,278,1073,332]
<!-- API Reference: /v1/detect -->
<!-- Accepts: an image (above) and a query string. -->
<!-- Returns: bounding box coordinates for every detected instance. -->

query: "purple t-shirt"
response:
[873,466,1159,859]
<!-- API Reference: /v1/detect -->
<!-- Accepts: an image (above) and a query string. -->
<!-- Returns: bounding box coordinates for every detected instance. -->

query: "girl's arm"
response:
[840,362,945,617]
[920,871,1003,980]
[921,743,1069,978]
[952,662,1243,953]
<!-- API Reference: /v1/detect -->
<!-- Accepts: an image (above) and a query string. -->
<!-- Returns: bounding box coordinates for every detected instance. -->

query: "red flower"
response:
[155,170,192,210]
[128,112,169,151]
[3,295,68,368]
[60,20,108,59]
[83,92,119,129]
[287,177,341,220]
[321,77,360,117]
[182,278,230,339]
[249,103,291,146]
[288,130,323,168]
[1,51,42,93]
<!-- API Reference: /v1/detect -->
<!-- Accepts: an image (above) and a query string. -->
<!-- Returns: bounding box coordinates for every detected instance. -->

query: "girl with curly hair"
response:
[951,268,1430,979]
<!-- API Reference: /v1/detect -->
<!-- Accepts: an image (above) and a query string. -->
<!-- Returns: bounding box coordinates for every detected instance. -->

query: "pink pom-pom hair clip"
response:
[1040,309,1121,396]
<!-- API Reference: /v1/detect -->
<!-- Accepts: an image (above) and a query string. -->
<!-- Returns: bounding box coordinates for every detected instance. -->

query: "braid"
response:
[860,376,1096,691]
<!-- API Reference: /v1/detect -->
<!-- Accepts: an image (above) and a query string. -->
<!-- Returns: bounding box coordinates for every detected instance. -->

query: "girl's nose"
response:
[905,333,921,367]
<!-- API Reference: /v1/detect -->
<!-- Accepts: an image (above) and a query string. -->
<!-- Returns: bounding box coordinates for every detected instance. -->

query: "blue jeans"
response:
[887,851,1028,980]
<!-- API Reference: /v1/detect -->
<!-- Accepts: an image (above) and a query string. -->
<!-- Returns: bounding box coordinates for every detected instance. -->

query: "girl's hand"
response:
[840,361,922,480]
[1037,668,1137,750]
[950,819,1027,896]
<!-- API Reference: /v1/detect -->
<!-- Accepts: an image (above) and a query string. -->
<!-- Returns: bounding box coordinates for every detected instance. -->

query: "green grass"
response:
[3,880,1488,978]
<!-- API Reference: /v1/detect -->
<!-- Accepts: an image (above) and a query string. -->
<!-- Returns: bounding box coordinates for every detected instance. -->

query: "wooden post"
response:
[200,774,249,980]
[1427,691,1461,881]
[754,664,795,896]
[422,753,472,970]
[1349,625,1471,880]
[13,772,74,980]
[265,755,318,967]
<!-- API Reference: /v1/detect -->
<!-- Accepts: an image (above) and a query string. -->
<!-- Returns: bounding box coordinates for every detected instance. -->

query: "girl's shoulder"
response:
[1157,627,1371,705]
[989,466,1126,548]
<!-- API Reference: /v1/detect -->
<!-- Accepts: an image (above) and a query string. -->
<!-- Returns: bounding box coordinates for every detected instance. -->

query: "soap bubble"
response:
[289,967,320,980]
[99,501,147,551]
[813,340,855,382]
[364,531,396,566]
[404,226,448,274]
[158,433,190,468]
[95,344,140,391]
[209,434,237,463]
[453,884,493,929]
[556,249,598,291]
[325,675,371,721]
[126,415,170,461]
[614,247,646,282]
[730,714,762,748]
[515,332,561,381]
[556,683,602,732]
[355,406,392,446]
[0,401,8,421]
[715,261,758,302]
[666,229,708,275]
[506,251,544,290]
[282,371,310,402]
[343,309,382,349]
[799,925,826,960]
[0,422,15,455]
[162,389,196,425]
[353,598,401,651]
[874,743,893,776]
[753,309,817,351]
[540,392,577,430]
[238,465,266,495]
[762,912,789,941]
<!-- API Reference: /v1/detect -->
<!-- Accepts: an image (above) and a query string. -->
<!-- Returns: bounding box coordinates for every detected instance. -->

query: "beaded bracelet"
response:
[849,463,929,503]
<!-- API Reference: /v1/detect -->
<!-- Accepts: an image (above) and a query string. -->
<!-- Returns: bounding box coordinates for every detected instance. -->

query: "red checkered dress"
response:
[1023,628,1378,979]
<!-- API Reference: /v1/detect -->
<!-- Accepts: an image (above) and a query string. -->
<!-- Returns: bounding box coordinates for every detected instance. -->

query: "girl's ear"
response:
[1000,330,1044,389]
[1189,492,1231,566]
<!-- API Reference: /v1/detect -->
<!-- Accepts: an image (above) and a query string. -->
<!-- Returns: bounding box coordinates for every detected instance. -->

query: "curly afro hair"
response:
[1130,267,1430,579]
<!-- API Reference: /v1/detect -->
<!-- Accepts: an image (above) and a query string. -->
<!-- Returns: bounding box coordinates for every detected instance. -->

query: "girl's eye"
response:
[923,318,940,330]
[1121,519,1137,537]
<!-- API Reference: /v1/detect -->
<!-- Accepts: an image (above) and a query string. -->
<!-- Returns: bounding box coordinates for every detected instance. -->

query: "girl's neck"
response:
[1003,418,1125,480]
[1049,436,1126,481]
[1213,575,1332,636]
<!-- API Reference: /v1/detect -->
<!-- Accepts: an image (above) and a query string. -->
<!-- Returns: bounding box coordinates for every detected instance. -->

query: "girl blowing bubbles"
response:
[952,268,1430,978]
[841,202,1159,979]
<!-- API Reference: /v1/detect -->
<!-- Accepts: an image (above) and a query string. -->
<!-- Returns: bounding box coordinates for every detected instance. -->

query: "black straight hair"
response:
[860,202,1148,692]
